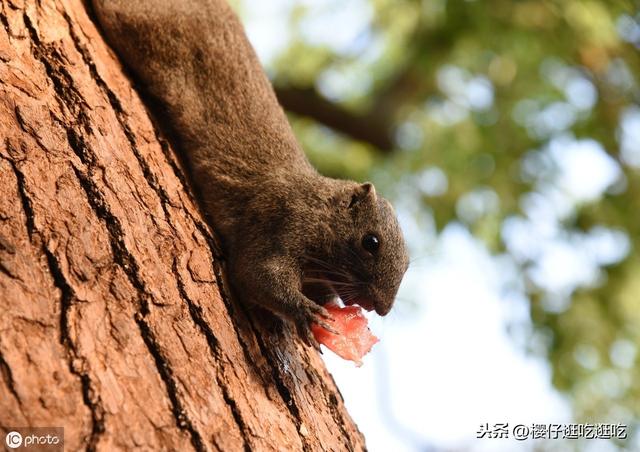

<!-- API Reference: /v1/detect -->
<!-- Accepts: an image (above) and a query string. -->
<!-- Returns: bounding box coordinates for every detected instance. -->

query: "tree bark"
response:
[0,1,366,450]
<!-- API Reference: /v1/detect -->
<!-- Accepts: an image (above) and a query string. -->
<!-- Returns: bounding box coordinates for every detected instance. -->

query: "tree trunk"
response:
[0,1,366,450]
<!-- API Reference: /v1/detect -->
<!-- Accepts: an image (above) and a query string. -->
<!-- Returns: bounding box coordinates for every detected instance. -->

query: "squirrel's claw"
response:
[315,319,339,335]
[296,321,322,352]
[294,300,339,351]
[307,303,339,334]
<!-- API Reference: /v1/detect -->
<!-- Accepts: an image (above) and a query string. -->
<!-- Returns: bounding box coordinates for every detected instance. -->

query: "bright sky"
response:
[323,224,570,452]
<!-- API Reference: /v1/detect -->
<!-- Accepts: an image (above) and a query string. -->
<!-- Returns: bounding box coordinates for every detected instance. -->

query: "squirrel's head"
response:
[305,181,409,316]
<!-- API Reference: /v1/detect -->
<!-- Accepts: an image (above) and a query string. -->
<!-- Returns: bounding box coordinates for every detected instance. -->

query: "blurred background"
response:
[231,1,640,450]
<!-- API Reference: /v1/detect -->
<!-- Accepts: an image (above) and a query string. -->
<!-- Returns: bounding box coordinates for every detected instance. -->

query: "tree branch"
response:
[273,15,459,154]
[275,85,396,152]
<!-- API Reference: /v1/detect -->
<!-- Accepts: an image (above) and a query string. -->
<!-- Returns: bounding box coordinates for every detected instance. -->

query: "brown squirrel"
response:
[91,0,409,348]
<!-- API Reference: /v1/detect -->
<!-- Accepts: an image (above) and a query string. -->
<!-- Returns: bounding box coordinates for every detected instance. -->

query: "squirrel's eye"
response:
[362,234,380,253]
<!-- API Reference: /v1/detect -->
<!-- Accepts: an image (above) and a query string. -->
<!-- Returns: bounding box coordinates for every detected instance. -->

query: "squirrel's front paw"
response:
[294,301,338,351]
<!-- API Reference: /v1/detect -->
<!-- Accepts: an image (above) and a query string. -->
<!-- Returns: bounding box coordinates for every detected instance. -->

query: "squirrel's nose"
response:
[374,299,393,316]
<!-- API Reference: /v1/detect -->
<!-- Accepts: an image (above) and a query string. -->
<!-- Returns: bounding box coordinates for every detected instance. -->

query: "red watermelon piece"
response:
[312,301,379,366]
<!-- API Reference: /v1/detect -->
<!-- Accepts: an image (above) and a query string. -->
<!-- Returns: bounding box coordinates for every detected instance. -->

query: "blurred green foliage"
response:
[238,0,640,442]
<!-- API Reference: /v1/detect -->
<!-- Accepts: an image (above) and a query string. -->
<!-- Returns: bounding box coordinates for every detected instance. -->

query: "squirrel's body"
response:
[92,0,409,346]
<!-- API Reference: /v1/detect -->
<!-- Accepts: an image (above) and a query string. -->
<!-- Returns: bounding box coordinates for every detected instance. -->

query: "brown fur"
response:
[91,0,409,347]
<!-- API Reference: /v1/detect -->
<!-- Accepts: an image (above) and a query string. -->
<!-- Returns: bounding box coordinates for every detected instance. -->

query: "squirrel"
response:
[90,0,409,348]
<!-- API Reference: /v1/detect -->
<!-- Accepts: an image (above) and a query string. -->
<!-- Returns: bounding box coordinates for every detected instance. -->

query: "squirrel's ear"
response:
[348,182,376,208]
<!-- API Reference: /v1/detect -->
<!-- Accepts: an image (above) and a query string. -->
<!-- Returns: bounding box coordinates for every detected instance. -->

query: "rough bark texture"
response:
[0,1,366,450]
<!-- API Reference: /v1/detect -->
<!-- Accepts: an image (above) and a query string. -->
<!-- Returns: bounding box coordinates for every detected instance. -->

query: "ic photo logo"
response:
[5,431,23,449]
[3,428,63,451]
